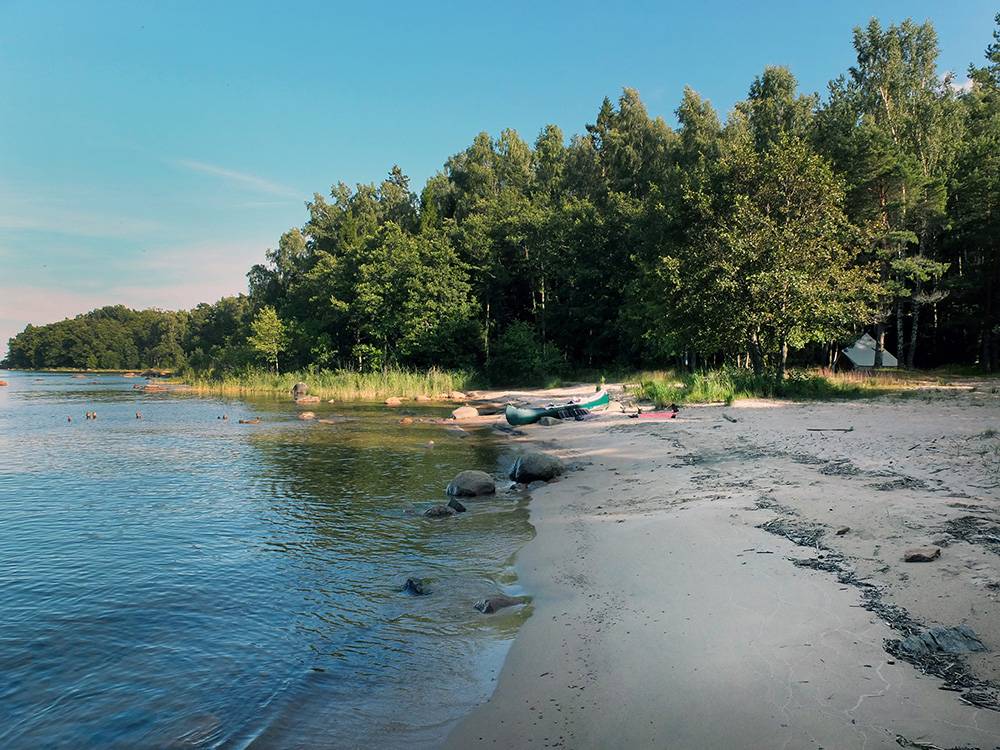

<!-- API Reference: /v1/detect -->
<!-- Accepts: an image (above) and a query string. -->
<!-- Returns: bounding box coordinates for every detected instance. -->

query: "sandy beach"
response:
[446,384,1000,749]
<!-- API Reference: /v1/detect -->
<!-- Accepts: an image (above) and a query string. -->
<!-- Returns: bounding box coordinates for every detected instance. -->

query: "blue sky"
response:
[1,0,996,354]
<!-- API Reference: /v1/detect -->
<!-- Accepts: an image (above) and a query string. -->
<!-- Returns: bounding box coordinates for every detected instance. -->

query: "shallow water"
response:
[0,371,532,749]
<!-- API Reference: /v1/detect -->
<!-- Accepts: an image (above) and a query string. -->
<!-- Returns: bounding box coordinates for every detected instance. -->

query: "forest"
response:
[5,17,999,381]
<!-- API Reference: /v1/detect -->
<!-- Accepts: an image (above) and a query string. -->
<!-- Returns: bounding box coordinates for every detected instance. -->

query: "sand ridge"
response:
[446,385,1000,749]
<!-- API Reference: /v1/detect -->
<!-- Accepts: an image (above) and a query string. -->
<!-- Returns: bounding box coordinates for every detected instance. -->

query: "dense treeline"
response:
[5,17,999,378]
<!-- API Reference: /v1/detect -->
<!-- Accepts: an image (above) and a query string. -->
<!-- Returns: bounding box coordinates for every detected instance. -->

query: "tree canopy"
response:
[6,16,1000,377]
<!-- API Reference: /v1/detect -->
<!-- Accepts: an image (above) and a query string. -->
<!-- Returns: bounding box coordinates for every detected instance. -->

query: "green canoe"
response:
[504,389,610,426]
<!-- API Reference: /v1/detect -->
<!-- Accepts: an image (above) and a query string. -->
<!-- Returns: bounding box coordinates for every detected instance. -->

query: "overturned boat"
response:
[504,389,610,426]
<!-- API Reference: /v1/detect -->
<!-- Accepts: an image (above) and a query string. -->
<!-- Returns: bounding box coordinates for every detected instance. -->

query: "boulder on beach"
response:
[295,395,320,404]
[897,625,986,656]
[291,381,309,399]
[451,405,479,420]
[447,470,496,497]
[402,578,430,596]
[385,397,404,407]
[538,416,560,426]
[423,504,457,518]
[447,498,467,513]
[903,546,941,562]
[474,594,526,614]
[510,450,565,483]
[298,411,316,420]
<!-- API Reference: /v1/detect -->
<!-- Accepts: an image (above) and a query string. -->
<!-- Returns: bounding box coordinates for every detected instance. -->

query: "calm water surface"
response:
[0,371,533,749]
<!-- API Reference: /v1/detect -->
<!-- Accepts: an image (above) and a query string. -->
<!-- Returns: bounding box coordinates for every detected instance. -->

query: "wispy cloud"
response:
[943,72,975,94]
[173,159,299,197]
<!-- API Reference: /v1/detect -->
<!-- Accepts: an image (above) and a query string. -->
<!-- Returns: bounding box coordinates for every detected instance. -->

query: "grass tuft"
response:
[177,367,476,402]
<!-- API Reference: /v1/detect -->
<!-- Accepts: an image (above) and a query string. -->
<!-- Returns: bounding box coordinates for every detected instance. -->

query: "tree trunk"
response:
[748,337,765,378]
[896,300,905,367]
[873,323,885,368]
[907,299,920,369]
[776,340,788,382]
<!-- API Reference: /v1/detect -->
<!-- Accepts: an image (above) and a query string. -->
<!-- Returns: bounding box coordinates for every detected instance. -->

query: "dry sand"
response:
[446,384,1000,749]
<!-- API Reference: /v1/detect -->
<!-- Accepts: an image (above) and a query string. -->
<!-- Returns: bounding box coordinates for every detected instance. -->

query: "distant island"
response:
[5,17,999,388]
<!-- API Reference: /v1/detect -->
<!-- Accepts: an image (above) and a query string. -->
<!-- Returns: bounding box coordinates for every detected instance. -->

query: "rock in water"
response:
[447,470,496,497]
[295,395,320,404]
[399,417,414,425]
[385,397,403,407]
[449,391,467,401]
[474,594,525,614]
[291,381,309,399]
[298,411,316,420]
[414,394,431,402]
[510,451,565,483]
[423,504,457,518]
[451,405,479,420]
[903,546,941,562]
[898,625,986,655]
[447,498,467,513]
[402,578,430,596]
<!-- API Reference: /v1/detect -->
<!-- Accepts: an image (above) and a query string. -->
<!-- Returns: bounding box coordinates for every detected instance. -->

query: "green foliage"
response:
[487,321,563,385]
[247,306,288,373]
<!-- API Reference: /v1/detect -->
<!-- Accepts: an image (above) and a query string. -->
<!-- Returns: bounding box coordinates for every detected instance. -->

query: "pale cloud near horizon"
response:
[172,158,300,198]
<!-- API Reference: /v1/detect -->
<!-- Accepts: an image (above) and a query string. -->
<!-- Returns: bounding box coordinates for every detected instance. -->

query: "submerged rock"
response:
[474,594,526,614]
[423,504,457,518]
[447,498,467,513]
[402,578,430,596]
[903,546,941,562]
[298,411,316,420]
[447,470,495,497]
[510,451,564,483]
[295,395,320,404]
[399,417,414,425]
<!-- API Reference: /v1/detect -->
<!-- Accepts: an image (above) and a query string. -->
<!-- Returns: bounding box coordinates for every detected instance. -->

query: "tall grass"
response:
[634,367,911,407]
[178,367,476,401]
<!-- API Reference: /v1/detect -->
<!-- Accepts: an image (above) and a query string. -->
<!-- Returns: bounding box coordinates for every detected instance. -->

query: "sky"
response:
[1,0,996,355]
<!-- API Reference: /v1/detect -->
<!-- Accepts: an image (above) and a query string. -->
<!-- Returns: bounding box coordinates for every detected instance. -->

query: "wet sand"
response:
[446,384,1000,749]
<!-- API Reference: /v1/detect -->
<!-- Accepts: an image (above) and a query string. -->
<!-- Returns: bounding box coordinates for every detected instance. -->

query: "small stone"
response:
[423,504,457,518]
[903,546,941,562]
[385,397,403,406]
[447,498,467,513]
[538,416,560,426]
[835,526,850,535]
[447,470,496,497]
[451,405,479,420]
[298,411,316,420]
[474,594,526,614]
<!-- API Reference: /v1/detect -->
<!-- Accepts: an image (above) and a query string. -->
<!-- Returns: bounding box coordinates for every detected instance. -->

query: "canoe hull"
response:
[504,390,610,426]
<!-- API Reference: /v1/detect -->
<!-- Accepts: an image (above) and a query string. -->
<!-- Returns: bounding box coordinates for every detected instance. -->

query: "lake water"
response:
[0,371,532,749]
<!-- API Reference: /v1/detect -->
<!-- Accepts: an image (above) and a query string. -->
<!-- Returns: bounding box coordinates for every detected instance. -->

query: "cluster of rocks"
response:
[406,449,565,615]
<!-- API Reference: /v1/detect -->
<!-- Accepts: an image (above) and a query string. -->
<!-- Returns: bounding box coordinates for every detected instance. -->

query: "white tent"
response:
[841,333,898,368]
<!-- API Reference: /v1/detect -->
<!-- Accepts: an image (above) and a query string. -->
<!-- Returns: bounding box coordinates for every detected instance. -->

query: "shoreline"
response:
[447,386,1000,748]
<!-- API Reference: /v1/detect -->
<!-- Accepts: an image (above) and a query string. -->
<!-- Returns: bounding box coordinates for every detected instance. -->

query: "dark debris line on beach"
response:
[753,497,1000,711]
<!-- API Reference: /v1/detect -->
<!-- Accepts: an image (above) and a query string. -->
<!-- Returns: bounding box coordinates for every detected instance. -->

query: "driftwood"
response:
[806,427,854,432]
